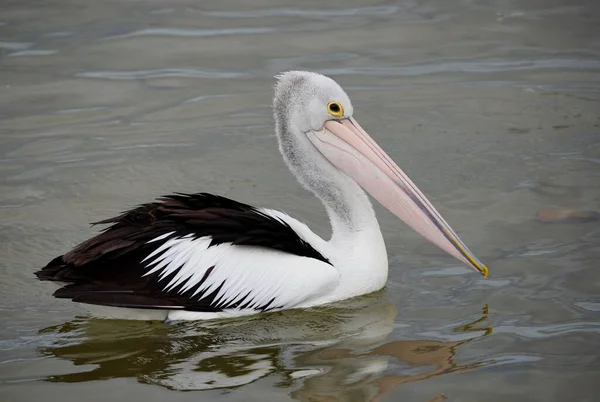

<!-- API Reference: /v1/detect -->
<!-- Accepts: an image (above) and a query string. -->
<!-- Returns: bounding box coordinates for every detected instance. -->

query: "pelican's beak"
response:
[307,117,489,277]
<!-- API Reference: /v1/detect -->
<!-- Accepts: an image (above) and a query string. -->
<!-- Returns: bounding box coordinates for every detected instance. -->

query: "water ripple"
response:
[77,69,246,80]
[203,6,401,18]
[0,41,33,50]
[575,302,600,312]
[8,50,58,57]
[107,27,276,39]
[420,265,472,277]
[484,354,543,366]
[55,106,108,114]
[41,32,72,38]
[184,94,233,104]
[321,59,600,76]
[109,143,195,150]
[494,321,600,339]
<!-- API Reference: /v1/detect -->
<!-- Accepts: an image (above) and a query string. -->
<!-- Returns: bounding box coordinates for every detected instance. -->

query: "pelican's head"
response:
[273,71,489,277]
[274,71,354,134]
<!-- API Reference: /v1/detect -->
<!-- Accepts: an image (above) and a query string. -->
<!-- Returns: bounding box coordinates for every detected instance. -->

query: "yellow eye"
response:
[327,101,344,117]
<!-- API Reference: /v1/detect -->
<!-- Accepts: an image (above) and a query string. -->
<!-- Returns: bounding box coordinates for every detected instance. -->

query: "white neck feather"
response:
[321,169,380,240]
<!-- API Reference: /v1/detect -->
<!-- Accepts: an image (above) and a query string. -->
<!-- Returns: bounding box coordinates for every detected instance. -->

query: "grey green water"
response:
[1,1,599,401]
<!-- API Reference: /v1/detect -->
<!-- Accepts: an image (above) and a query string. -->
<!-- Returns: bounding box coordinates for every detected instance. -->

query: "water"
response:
[1,0,599,400]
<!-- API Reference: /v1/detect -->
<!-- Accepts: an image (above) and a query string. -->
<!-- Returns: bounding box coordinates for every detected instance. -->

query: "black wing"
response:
[35,193,329,312]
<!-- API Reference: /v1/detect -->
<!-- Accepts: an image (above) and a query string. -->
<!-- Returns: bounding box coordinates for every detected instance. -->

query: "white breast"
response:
[257,212,388,305]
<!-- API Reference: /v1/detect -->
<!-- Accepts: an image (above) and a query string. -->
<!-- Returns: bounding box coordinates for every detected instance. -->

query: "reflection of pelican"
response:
[38,296,491,397]
[291,306,492,402]
[39,293,397,389]
[35,71,488,321]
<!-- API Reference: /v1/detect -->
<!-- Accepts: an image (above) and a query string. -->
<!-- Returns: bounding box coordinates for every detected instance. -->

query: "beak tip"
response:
[480,265,489,278]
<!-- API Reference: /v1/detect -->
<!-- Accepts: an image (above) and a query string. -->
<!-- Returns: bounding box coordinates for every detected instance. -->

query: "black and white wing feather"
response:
[35,193,337,313]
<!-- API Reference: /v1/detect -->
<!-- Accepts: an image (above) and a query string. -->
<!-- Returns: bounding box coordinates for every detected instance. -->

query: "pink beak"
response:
[307,117,489,277]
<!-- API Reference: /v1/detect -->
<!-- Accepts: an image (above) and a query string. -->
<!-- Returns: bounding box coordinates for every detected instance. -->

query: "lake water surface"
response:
[1,1,599,401]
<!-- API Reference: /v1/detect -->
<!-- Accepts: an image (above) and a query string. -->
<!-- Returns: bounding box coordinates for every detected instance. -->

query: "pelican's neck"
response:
[275,117,382,241]
[320,172,381,241]
[275,115,388,297]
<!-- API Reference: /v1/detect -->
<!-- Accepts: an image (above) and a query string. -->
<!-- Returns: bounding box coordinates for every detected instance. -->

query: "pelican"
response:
[35,71,489,321]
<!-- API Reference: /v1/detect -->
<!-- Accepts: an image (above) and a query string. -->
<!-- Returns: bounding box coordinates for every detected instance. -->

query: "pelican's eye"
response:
[327,101,344,117]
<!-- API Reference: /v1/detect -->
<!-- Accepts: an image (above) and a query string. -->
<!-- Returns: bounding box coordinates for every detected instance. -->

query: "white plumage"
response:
[143,232,339,313]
